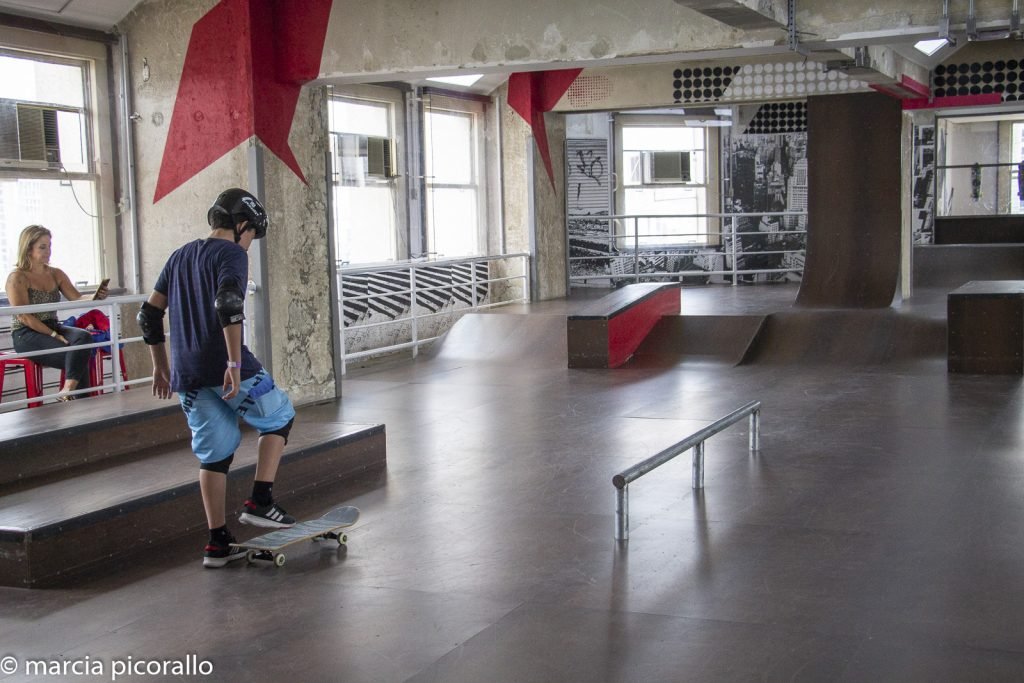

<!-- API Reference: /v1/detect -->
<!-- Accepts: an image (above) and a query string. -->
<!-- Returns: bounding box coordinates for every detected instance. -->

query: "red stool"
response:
[57,344,129,397]
[0,351,45,408]
[93,347,130,391]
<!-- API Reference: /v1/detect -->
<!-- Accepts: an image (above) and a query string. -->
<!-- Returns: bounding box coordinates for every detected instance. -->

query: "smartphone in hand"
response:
[92,278,111,300]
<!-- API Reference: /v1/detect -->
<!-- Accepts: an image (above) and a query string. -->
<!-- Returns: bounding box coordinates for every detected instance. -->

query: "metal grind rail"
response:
[612,400,761,541]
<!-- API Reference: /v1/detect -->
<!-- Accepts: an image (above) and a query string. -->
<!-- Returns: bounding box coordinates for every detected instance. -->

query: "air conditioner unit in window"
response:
[0,100,62,170]
[335,133,395,182]
[366,135,394,178]
[643,151,691,184]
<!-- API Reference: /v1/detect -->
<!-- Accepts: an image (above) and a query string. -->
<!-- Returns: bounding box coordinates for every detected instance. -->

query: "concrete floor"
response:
[3,283,1024,681]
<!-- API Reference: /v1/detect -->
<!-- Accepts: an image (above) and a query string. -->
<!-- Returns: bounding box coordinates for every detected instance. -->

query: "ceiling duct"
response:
[824,46,874,76]
[967,0,1014,41]
[672,0,784,31]
[939,0,958,45]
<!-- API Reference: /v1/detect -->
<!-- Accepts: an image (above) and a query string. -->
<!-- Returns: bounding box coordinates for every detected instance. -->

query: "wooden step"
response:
[0,391,191,487]
[0,416,385,587]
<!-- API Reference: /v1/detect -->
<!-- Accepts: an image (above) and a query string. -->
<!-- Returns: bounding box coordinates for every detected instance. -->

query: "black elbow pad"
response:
[215,282,245,327]
[137,302,166,345]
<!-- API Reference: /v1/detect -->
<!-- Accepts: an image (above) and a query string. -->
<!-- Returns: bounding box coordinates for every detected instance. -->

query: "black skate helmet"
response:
[207,188,268,241]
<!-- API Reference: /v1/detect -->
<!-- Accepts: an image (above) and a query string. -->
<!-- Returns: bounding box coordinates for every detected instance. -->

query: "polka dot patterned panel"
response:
[742,101,808,134]
[932,60,1023,101]
[672,65,741,103]
[568,75,613,107]
[672,61,865,104]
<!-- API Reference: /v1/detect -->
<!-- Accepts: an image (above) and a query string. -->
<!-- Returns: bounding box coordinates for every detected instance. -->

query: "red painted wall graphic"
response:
[507,68,583,189]
[154,0,333,202]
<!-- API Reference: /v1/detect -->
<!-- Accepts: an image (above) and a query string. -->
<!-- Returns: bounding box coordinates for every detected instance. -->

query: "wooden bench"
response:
[567,283,681,368]
[948,280,1024,374]
[0,395,386,587]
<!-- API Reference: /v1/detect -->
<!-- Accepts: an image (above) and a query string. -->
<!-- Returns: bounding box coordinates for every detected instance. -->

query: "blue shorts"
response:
[178,369,296,464]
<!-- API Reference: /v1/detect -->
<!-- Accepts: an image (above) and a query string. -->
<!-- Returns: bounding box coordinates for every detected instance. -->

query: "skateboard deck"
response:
[231,505,359,567]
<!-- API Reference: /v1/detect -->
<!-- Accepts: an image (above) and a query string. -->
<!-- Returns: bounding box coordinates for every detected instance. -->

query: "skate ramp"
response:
[914,245,1024,289]
[629,315,767,367]
[428,307,945,371]
[740,310,946,366]
[798,93,901,308]
[425,313,567,367]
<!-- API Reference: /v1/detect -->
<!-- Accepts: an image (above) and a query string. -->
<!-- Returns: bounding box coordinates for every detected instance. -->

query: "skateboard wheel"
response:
[274,553,286,567]
[246,550,256,564]
[337,534,347,546]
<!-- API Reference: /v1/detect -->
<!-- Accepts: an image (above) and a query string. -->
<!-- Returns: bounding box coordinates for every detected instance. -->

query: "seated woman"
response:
[5,224,109,401]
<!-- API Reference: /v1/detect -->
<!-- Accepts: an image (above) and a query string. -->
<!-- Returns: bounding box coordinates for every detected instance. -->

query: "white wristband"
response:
[50,330,58,338]
[226,361,241,368]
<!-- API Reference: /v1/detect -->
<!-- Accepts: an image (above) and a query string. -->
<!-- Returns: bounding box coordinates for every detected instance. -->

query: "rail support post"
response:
[750,409,760,451]
[615,485,629,541]
[692,441,705,489]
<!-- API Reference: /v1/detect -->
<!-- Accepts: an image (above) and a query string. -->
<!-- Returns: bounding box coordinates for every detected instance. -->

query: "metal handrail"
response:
[0,294,151,409]
[337,252,532,275]
[612,400,761,541]
[568,211,807,286]
[568,211,805,219]
[338,253,531,373]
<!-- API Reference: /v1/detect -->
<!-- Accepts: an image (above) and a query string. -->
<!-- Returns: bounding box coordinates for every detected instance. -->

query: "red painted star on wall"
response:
[154,0,333,202]
[507,68,583,190]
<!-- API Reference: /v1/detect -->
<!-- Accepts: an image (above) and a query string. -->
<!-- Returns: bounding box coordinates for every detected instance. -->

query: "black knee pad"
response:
[200,453,234,474]
[260,417,294,444]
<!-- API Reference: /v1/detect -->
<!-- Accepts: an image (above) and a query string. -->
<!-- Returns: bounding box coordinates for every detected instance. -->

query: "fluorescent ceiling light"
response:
[685,120,732,127]
[914,38,949,56]
[425,74,483,87]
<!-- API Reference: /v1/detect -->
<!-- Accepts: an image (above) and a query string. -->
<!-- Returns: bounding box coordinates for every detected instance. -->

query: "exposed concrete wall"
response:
[120,0,334,403]
[121,0,227,283]
[499,85,568,301]
[797,0,1015,41]
[318,0,744,81]
[262,87,335,404]
[534,115,568,301]
[499,85,530,270]
[314,0,1018,82]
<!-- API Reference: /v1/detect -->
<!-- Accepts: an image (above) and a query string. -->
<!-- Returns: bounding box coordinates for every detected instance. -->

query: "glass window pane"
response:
[1013,122,1023,215]
[0,178,99,282]
[622,186,707,247]
[623,151,642,186]
[0,55,84,108]
[57,110,87,173]
[333,184,396,263]
[425,110,473,184]
[689,150,706,184]
[427,188,478,257]
[329,99,389,137]
[622,126,703,152]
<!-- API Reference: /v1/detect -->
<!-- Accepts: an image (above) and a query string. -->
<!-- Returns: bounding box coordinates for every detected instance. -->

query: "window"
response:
[0,49,103,284]
[1013,121,1023,215]
[618,123,710,248]
[328,94,400,264]
[423,94,486,258]
[936,113,1024,217]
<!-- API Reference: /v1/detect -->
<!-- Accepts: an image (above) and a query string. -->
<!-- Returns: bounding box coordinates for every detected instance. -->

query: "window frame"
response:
[1012,120,1023,215]
[0,27,117,291]
[421,92,488,259]
[612,114,720,250]
[327,86,408,265]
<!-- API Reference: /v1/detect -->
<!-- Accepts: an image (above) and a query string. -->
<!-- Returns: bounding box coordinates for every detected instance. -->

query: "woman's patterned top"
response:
[10,274,59,330]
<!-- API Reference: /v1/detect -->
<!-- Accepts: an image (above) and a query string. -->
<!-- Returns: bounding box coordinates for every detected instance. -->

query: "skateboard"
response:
[231,505,360,567]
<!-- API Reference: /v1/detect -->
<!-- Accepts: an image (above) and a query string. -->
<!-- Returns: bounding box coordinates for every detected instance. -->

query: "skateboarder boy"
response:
[138,188,296,568]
